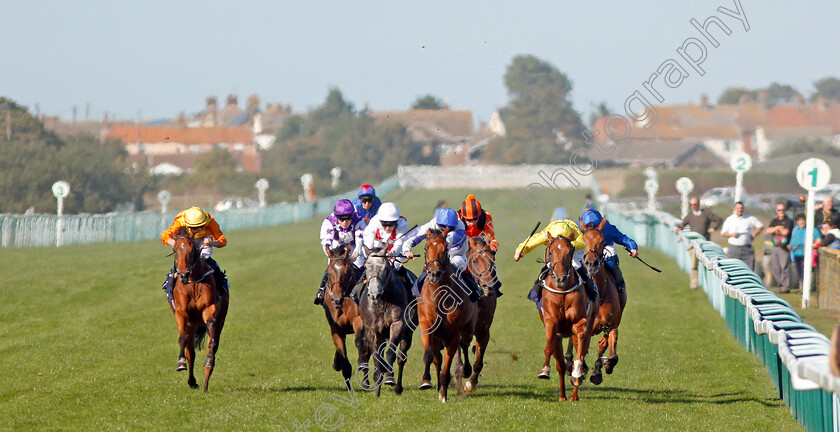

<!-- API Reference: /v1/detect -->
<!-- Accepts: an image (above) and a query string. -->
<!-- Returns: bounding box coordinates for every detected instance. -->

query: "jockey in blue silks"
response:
[314,199,366,305]
[352,184,382,224]
[398,208,482,301]
[577,209,638,291]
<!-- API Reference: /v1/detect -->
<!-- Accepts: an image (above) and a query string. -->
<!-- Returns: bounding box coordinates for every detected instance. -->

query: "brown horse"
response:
[463,236,499,393]
[581,217,625,385]
[538,231,596,402]
[321,246,368,383]
[417,228,477,403]
[172,231,229,391]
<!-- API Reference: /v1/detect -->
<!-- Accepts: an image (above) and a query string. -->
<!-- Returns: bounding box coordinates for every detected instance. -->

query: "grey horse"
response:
[358,246,414,397]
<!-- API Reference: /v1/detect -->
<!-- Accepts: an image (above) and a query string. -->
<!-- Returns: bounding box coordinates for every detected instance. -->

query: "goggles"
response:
[381,220,397,228]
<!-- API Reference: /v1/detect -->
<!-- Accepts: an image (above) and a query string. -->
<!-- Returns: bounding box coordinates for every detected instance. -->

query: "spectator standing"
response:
[720,201,764,270]
[677,196,723,240]
[765,203,794,293]
[790,213,821,289]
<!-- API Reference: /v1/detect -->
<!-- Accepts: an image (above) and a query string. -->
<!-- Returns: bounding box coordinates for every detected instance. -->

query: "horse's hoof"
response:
[590,373,603,385]
[538,366,551,379]
[440,395,447,404]
[188,381,199,389]
[462,364,472,378]
[419,380,433,390]
[558,397,566,402]
[395,385,403,396]
[383,376,395,386]
[332,361,341,372]
[177,358,187,372]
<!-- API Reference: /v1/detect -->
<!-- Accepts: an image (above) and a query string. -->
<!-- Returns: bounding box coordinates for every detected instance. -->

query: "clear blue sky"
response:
[2,0,838,125]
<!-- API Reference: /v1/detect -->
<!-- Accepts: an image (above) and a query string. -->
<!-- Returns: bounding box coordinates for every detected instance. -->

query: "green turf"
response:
[0,188,802,431]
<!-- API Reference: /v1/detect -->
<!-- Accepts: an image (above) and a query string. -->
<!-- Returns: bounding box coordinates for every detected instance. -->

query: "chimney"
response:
[226,94,238,107]
[817,96,828,111]
[205,96,218,126]
[246,94,260,110]
[206,96,217,110]
[757,90,768,109]
[739,93,751,106]
[176,112,186,130]
[700,93,709,109]
[794,93,805,105]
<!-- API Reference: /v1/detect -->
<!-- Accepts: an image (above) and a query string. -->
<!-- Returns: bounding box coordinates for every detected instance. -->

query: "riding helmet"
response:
[378,202,400,222]
[184,206,209,227]
[436,208,458,227]
[358,184,376,198]
[460,194,482,220]
[580,209,603,227]
[333,199,355,216]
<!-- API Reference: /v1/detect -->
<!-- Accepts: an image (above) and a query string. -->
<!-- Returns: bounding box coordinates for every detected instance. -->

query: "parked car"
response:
[699,187,764,209]
[214,197,259,211]
[785,184,840,214]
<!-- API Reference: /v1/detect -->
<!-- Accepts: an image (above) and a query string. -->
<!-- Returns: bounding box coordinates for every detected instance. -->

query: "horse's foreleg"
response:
[185,327,198,389]
[439,338,458,403]
[352,319,368,384]
[175,312,189,372]
[605,329,619,374]
[591,333,608,385]
[331,330,351,379]
[570,322,592,402]
[553,336,567,402]
[539,319,556,380]
[383,321,404,387]
[466,325,489,392]
[420,333,434,390]
[565,335,576,375]
[395,327,412,396]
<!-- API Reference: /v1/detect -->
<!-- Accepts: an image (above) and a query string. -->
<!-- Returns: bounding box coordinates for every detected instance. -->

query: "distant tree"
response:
[588,101,611,127]
[765,82,799,106]
[717,87,756,105]
[411,95,445,110]
[498,54,585,164]
[813,77,840,102]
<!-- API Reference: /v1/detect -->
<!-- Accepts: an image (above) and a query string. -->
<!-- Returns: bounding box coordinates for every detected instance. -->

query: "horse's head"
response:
[545,231,575,289]
[581,217,607,276]
[363,246,391,305]
[467,236,497,296]
[424,227,450,285]
[173,231,199,285]
[326,245,354,310]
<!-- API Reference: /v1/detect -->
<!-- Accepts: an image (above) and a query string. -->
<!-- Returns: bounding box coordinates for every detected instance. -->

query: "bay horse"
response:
[538,231,596,402]
[417,228,477,403]
[172,230,229,392]
[581,217,626,385]
[463,236,499,393]
[359,246,413,397]
[321,245,368,383]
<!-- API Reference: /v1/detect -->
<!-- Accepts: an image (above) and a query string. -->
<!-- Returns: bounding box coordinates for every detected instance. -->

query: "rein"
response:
[543,236,578,294]
[173,235,213,285]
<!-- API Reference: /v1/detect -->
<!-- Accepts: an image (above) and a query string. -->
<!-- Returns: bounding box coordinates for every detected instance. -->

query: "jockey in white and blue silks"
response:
[314,199,366,305]
[577,209,638,291]
[399,208,481,301]
[352,184,382,224]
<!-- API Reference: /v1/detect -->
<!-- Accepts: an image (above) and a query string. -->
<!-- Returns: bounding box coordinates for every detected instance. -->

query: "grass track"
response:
[0,189,802,431]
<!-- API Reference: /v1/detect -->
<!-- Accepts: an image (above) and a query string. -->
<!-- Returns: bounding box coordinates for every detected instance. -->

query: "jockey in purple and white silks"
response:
[314,199,366,305]
[399,208,481,301]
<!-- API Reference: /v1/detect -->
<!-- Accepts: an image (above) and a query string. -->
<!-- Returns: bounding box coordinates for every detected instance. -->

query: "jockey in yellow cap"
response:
[513,219,598,308]
[160,206,229,312]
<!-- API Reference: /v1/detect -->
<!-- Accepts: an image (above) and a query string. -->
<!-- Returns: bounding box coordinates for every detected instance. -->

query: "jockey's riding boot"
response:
[411,270,427,298]
[528,266,549,304]
[610,262,626,292]
[461,271,481,302]
[351,269,367,304]
[161,267,176,312]
[577,266,598,302]
[205,257,229,296]
[314,272,328,305]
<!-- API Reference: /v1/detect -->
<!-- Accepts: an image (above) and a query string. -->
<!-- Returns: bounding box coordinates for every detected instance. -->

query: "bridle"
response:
[424,233,449,285]
[173,235,212,284]
[581,225,605,274]
[544,236,574,290]
[326,255,355,303]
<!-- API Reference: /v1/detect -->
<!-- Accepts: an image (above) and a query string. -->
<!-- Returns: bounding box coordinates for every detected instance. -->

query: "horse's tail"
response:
[194,325,208,350]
